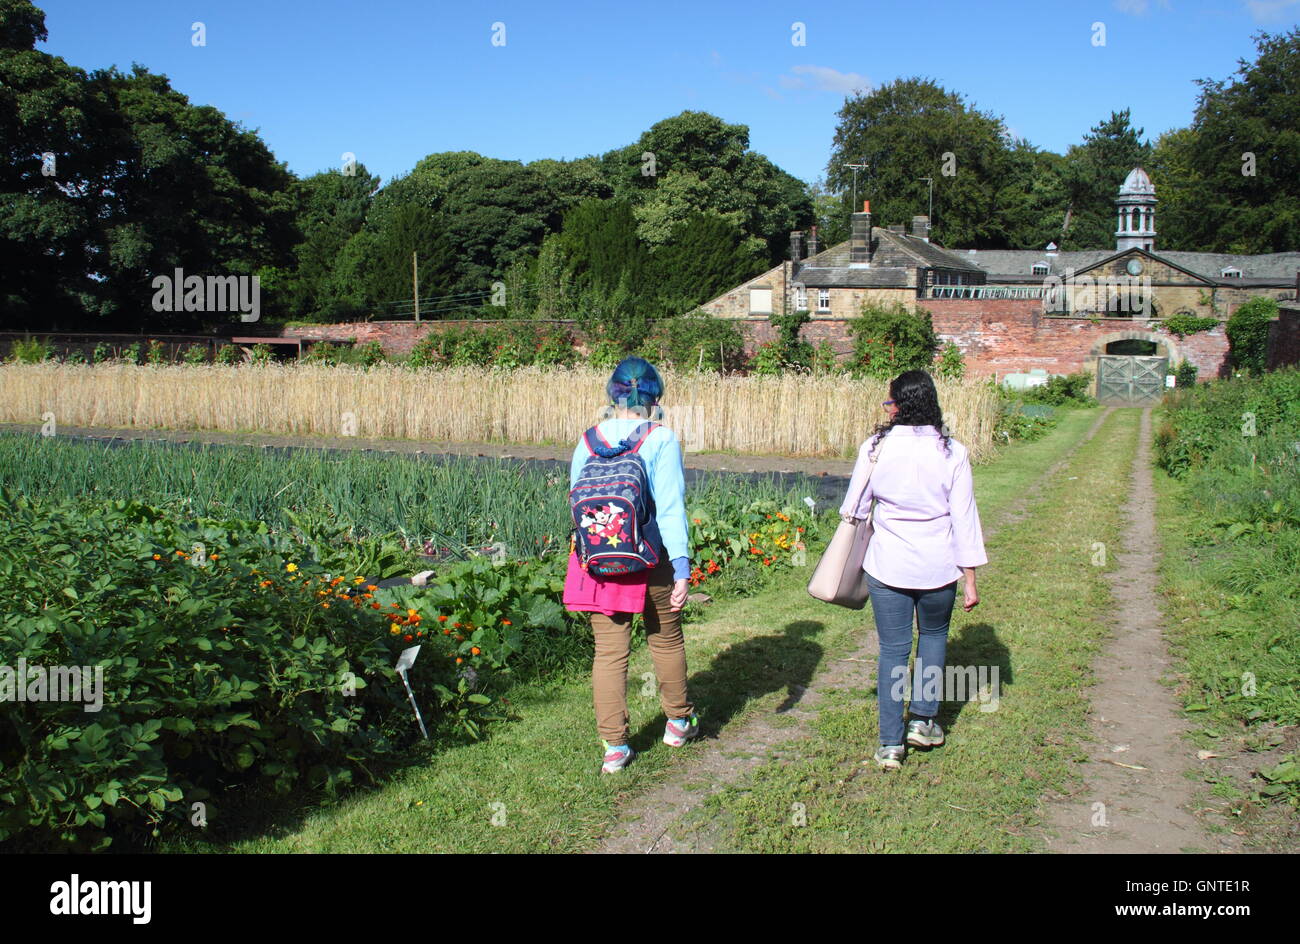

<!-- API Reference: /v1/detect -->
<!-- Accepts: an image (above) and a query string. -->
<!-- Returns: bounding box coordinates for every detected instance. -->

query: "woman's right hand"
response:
[962,579,979,612]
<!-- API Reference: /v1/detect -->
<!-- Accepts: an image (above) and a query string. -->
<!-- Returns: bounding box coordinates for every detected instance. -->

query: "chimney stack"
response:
[910,215,930,242]
[807,225,818,259]
[790,230,805,266]
[850,200,872,266]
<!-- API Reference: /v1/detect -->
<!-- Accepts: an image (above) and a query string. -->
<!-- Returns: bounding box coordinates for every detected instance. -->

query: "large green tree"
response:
[0,0,297,330]
[827,78,1028,248]
[1151,28,1300,253]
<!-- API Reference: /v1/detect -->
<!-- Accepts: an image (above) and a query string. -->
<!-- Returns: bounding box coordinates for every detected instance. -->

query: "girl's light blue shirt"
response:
[569,419,691,581]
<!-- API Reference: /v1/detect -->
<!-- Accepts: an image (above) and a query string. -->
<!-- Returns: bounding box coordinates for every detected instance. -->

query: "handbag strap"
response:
[847,435,884,514]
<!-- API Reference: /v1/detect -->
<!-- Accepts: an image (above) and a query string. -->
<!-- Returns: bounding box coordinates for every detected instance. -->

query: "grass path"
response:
[633,408,1142,853]
[176,409,1101,854]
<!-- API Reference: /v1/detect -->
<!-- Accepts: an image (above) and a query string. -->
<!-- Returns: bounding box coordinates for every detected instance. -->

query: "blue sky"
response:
[35,0,1300,187]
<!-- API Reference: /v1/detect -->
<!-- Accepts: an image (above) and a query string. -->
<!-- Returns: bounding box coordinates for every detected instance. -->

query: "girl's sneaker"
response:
[873,745,906,769]
[906,717,945,748]
[601,741,635,774]
[663,713,700,747]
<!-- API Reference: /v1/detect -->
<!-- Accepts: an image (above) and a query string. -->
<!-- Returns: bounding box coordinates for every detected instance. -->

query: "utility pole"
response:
[413,251,420,323]
[843,162,869,213]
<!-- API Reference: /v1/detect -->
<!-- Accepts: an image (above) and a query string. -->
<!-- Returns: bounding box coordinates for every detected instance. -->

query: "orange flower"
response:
[501,619,511,626]
[471,647,481,655]
[210,553,219,560]
[371,602,381,609]
[366,584,378,592]
[321,602,330,608]
[442,629,451,635]
[152,554,161,561]
[438,615,448,623]
[455,657,463,664]
[404,634,413,642]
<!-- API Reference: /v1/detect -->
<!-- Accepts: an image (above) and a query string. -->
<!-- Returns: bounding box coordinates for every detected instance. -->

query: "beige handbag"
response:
[807,443,879,610]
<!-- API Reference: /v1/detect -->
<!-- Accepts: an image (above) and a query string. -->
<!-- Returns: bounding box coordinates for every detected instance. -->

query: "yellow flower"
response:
[286,563,298,573]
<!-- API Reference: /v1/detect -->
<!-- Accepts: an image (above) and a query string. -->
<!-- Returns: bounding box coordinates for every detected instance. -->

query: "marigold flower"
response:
[390,627,399,635]
[471,647,481,655]
[501,619,511,626]
[438,615,448,622]
[407,608,419,618]
[455,657,463,664]
[371,602,381,609]
[354,576,366,584]
[286,563,298,572]
[321,602,330,608]
[404,634,413,642]
[366,584,377,591]
[152,554,161,561]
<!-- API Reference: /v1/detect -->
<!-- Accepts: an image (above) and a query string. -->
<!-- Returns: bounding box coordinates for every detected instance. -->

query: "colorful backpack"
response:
[569,421,663,576]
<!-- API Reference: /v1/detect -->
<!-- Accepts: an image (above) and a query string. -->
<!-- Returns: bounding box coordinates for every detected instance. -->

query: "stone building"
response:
[697,167,1298,398]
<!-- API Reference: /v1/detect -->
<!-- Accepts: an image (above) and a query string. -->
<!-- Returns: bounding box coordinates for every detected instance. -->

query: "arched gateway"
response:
[1089,331,1174,405]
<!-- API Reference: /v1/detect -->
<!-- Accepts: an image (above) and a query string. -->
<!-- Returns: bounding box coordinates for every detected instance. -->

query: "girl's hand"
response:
[669,578,689,611]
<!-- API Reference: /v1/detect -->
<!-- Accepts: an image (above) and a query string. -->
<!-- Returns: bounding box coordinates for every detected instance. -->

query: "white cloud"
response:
[1245,0,1299,22]
[779,65,871,95]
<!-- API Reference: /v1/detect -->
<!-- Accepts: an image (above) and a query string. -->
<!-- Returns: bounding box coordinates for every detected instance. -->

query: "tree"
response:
[601,111,813,264]
[827,78,1024,248]
[1056,109,1151,250]
[1153,29,1300,253]
[281,166,379,320]
[649,211,766,315]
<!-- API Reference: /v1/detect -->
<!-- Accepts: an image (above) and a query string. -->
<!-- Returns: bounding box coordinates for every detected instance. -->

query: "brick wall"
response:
[277,301,1234,381]
[1267,306,1300,370]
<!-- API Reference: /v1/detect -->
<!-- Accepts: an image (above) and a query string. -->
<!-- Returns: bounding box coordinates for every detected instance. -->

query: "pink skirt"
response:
[562,552,649,616]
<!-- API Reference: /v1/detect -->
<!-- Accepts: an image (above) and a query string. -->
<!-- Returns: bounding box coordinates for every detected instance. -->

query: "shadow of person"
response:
[922,621,1012,741]
[628,620,825,751]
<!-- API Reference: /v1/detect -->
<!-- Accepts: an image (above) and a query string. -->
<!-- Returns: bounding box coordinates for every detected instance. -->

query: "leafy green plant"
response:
[641,310,745,372]
[145,339,167,365]
[215,344,241,365]
[847,301,938,378]
[1021,372,1097,406]
[353,340,387,367]
[8,336,52,363]
[1173,360,1199,387]
[181,344,208,365]
[250,343,274,365]
[1226,296,1277,374]
[92,343,113,364]
[934,341,966,380]
[1162,312,1219,338]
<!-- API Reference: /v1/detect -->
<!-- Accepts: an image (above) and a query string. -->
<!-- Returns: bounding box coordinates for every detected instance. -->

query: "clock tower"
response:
[1115,167,1156,252]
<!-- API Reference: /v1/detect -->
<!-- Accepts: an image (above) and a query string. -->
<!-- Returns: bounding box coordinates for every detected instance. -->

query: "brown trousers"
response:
[589,553,693,745]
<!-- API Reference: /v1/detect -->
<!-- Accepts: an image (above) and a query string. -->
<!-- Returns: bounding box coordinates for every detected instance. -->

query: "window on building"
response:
[817,289,830,311]
[1032,263,1049,276]
[794,286,807,310]
[749,287,773,314]
[1221,267,1242,279]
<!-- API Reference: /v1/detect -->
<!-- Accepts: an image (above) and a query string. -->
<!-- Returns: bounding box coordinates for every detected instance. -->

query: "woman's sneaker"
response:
[663,714,700,747]
[601,741,635,774]
[873,745,906,769]
[906,717,945,748]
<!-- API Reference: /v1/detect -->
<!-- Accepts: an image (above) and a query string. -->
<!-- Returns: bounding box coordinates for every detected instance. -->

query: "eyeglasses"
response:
[882,400,896,408]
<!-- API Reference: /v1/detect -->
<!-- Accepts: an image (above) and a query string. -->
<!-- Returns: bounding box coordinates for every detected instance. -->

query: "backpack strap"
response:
[624,421,660,454]
[583,421,660,458]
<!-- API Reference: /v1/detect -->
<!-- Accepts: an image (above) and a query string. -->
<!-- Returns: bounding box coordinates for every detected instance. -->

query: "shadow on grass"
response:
[935,621,1013,739]
[627,620,826,752]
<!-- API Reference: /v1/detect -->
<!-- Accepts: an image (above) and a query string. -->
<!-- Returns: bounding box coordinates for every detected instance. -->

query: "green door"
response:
[1096,355,1167,404]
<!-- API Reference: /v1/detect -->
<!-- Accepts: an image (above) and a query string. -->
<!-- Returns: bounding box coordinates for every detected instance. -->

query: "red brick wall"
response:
[278,304,1233,380]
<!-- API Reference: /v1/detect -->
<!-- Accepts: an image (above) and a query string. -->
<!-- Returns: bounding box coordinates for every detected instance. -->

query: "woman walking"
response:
[839,370,987,769]
[566,357,699,773]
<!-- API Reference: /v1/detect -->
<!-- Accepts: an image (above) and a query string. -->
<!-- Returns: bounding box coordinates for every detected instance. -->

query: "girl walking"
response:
[839,370,987,769]
[566,357,699,773]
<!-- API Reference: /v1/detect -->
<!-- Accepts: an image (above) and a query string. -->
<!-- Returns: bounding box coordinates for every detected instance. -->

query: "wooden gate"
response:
[1096,355,1167,404]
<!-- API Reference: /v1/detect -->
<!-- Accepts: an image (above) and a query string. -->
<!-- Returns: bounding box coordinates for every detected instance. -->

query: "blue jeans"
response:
[866,572,958,746]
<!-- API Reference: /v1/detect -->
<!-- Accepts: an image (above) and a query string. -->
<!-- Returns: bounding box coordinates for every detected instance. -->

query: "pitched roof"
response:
[961,247,1300,285]
[796,229,984,288]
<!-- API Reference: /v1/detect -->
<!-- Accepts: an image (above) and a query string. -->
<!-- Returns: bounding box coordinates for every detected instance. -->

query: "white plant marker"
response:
[395,645,428,740]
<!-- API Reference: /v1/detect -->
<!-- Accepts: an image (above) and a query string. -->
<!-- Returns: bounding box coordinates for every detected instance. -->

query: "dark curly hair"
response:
[868,369,951,456]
